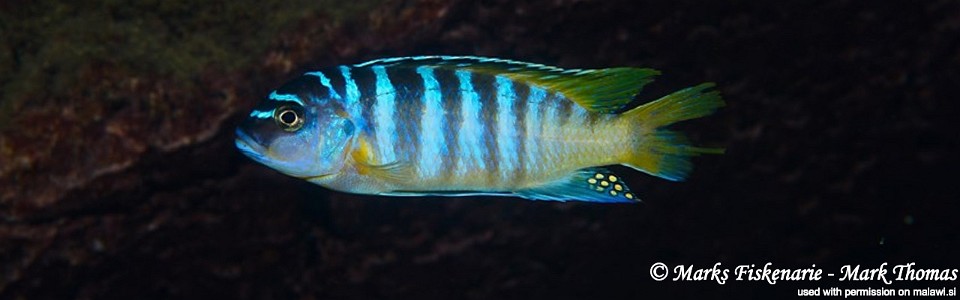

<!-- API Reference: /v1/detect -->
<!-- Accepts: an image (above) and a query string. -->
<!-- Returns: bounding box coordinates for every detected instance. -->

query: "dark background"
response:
[1,0,958,298]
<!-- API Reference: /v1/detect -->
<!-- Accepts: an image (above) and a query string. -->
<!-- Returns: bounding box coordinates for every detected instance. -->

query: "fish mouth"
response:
[235,129,266,160]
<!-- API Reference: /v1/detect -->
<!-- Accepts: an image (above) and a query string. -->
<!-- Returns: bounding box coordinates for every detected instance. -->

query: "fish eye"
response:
[274,106,304,132]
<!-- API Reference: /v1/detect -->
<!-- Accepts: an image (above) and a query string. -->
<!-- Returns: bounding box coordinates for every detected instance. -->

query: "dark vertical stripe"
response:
[437,69,462,182]
[539,91,561,141]
[586,108,602,127]
[354,67,378,136]
[558,94,574,126]
[386,67,424,167]
[327,67,347,101]
[473,72,499,183]
[303,70,340,100]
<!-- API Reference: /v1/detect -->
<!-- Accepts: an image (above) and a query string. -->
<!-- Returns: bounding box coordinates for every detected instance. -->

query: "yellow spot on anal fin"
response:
[587,178,597,184]
[600,180,609,187]
[609,190,618,196]
[594,173,604,179]
[614,184,623,191]
[608,175,617,182]
[625,192,634,200]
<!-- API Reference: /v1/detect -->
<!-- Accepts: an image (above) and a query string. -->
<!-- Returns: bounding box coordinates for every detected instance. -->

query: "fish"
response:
[235,56,723,203]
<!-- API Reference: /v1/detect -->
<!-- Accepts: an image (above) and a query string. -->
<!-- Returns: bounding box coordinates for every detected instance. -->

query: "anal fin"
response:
[514,167,639,203]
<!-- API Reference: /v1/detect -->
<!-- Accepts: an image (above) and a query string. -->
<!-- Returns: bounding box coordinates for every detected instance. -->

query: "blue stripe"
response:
[416,67,445,178]
[525,86,546,173]
[495,76,518,178]
[372,66,396,163]
[254,90,303,119]
[304,71,341,99]
[249,109,273,119]
[456,70,485,175]
[268,91,304,106]
[339,66,362,125]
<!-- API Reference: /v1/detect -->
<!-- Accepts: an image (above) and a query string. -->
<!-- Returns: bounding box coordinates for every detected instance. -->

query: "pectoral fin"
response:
[355,160,413,183]
[514,167,639,203]
[350,136,413,182]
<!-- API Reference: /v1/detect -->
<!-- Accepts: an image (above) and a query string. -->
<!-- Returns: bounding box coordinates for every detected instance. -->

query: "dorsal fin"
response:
[355,56,660,113]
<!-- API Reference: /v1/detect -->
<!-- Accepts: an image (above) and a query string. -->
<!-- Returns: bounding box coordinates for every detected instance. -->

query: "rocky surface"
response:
[1,0,958,298]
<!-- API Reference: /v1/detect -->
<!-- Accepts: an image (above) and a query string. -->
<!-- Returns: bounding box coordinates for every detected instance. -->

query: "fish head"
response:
[235,76,355,180]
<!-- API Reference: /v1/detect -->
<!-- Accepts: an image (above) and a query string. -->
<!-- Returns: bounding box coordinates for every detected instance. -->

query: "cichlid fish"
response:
[235,56,723,203]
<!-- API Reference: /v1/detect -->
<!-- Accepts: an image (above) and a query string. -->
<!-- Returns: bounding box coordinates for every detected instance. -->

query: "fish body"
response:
[235,56,723,202]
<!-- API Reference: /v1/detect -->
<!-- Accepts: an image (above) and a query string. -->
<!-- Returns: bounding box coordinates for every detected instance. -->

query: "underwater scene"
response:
[1,0,958,299]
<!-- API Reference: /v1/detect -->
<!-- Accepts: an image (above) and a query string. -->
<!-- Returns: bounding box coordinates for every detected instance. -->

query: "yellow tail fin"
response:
[621,83,724,181]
